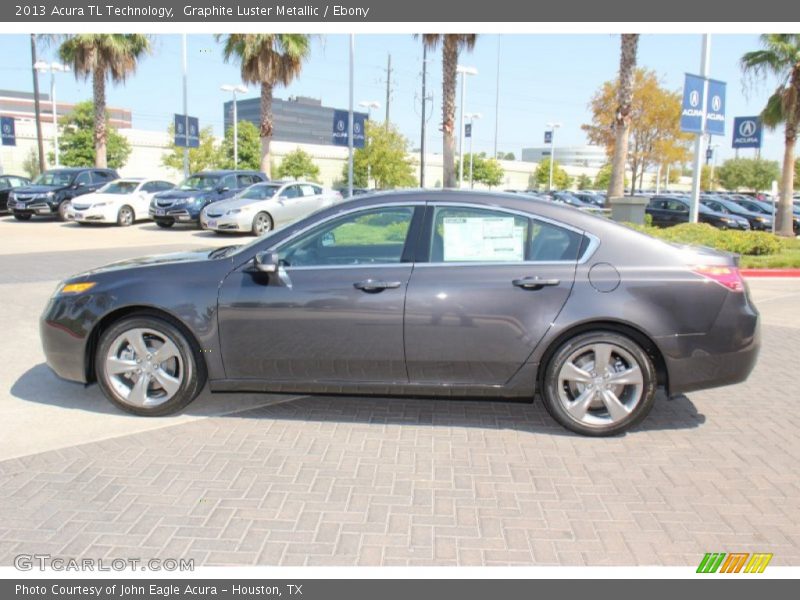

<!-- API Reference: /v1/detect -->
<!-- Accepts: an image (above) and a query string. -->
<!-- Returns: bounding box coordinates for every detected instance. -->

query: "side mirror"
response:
[74,181,85,188]
[217,186,229,193]
[253,251,279,274]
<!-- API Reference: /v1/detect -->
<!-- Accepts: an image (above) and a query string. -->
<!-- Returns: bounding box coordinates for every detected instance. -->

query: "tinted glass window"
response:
[281,185,301,199]
[242,184,280,200]
[179,175,220,191]
[74,172,91,186]
[666,200,688,212]
[431,207,528,263]
[237,174,257,187]
[278,207,414,267]
[529,220,583,262]
[93,170,114,182]
[33,170,75,186]
[100,181,139,194]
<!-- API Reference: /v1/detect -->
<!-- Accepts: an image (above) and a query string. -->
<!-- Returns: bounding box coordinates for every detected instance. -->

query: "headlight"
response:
[720,217,732,223]
[46,191,54,197]
[755,216,766,222]
[8,192,15,200]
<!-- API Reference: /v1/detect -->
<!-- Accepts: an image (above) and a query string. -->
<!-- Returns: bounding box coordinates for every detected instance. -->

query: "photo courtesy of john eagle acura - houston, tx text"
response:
[39,190,760,437]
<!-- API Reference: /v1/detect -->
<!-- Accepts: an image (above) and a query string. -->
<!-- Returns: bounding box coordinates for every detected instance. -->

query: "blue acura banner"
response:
[732,116,762,149]
[1,116,15,146]
[680,73,706,134]
[705,78,726,136]
[174,114,199,148]
[332,109,366,148]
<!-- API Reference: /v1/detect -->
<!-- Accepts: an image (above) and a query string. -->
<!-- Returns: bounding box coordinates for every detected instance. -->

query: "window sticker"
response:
[442,217,525,262]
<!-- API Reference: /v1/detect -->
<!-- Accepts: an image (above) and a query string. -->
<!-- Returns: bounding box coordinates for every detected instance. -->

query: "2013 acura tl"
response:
[40,191,760,436]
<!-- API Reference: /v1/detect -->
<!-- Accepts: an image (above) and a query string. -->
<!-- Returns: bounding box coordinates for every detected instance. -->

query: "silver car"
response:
[200,181,342,235]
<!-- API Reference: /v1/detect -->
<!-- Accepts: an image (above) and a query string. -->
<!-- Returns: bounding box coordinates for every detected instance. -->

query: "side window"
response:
[74,171,91,186]
[299,184,317,197]
[92,170,113,183]
[430,207,528,263]
[666,200,688,212]
[278,207,415,267]
[159,181,174,191]
[221,175,237,190]
[282,185,300,199]
[529,220,583,262]
[0,178,9,190]
[237,174,256,187]
[312,185,323,195]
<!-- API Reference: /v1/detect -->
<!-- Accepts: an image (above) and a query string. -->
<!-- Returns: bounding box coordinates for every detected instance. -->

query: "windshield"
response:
[33,171,75,187]
[99,181,140,195]
[178,175,220,191]
[240,184,281,200]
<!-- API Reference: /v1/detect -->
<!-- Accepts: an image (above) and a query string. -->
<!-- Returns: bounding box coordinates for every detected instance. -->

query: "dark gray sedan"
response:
[40,191,760,436]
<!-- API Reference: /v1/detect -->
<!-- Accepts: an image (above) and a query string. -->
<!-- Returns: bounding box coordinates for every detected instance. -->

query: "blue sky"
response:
[0,33,785,163]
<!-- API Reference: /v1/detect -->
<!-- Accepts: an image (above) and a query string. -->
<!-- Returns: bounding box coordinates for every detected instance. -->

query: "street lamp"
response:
[465,112,482,189]
[456,65,478,188]
[359,101,380,188]
[34,61,70,167]
[546,122,562,191]
[221,84,248,169]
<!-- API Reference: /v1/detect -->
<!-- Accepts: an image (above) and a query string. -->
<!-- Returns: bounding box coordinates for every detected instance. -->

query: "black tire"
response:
[251,211,273,236]
[540,331,656,437]
[155,219,174,229]
[13,213,32,221]
[117,205,134,227]
[95,315,206,416]
[57,200,70,221]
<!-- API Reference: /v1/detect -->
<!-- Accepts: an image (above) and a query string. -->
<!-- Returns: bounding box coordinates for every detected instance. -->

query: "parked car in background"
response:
[201,180,342,235]
[40,190,760,437]
[149,170,267,228]
[646,196,750,230]
[700,196,773,231]
[727,196,800,234]
[0,174,31,213]
[7,168,118,221]
[68,178,175,227]
[335,186,369,198]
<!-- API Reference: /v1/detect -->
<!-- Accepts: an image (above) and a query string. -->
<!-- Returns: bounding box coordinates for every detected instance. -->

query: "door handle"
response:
[354,279,402,292]
[512,276,560,290]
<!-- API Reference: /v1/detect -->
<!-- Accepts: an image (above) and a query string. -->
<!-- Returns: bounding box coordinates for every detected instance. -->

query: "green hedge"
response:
[625,222,784,256]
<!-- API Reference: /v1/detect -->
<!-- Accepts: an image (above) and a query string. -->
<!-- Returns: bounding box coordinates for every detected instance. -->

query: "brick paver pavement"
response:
[1,322,798,567]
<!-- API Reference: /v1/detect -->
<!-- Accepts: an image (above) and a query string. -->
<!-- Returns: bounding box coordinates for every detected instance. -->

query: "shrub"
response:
[624,222,782,256]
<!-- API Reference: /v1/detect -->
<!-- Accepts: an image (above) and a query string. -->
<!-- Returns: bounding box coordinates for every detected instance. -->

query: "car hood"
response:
[79,248,218,276]
[154,189,210,201]
[12,184,63,194]
[73,193,129,205]
[206,196,266,212]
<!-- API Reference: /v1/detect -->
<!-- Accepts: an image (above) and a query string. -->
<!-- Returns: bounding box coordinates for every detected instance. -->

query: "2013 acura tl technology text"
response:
[40,191,760,436]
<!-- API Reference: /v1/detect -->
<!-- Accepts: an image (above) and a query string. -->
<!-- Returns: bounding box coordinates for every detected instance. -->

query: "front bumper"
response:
[9,199,56,215]
[70,205,116,223]
[201,211,251,232]
[150,206,199,223]
[40,299,91,384]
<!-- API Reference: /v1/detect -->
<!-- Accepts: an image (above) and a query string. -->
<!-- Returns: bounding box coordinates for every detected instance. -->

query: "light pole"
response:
[465,112,482,188]
[359,100,380,188]
[221,84,247,169]
[456,65,478,189]
[34,61,70,167]
[546,122,562,191]
[708,141,720,190]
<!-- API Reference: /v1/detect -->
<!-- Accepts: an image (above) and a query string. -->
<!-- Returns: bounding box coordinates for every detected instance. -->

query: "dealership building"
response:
[223,95,369,146]
[0,89,132,129]
[521,144,607,169]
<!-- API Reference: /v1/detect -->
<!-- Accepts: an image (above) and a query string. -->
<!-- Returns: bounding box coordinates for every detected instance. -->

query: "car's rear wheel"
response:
[13,213,31,221]
[57,200,70,221]
[252,212,273,236]
[117,205,134,227]
[155,220,173,229]
[541,331,656,436]
[95,315,206,416]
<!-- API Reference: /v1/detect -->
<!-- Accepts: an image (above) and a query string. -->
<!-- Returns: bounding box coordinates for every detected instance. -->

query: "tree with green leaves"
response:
[456,153,505,188]
[217,34,311,176]
[162,124,219,175]
[575,174,592,189]
[344,121,416,189]
[58,34,150,168]
[716,158,781,192]
[217,121,261,171]
[742,34,800,236]
[593,163,630,190]
[51,100,131,168]
[532,158,571,190]
[275,148,320,181]
[22,147,41,179]
[418,34,477,188]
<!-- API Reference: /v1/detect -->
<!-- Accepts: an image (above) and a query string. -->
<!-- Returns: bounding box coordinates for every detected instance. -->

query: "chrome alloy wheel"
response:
[556,342,644,427]
[104,328,186,408]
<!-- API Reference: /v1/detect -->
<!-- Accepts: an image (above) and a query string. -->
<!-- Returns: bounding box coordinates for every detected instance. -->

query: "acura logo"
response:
[336,119,345,132]
[711,95,722,112]
[689,90,700,107]
[739,120,757,137]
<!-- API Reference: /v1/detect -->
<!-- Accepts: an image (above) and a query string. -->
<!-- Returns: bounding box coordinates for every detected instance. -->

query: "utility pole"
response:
[420,44,427,188]
[689,34,711,224]
[348,34,354,198]
[384,54,392,129]
[30,34,45,173]
[494,36,500,159]
[182,34,189,179]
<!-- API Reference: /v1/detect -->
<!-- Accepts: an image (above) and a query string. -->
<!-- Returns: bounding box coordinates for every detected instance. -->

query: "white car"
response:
[69,178,175,226]
[200,181,343,235]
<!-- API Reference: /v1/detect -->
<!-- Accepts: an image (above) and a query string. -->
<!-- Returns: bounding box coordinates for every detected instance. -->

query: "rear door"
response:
[404,204,583,385]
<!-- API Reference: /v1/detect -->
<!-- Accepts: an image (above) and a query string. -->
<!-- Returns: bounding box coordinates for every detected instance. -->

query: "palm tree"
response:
[608,34,640,200]
[58,34,151,168]
[419,34,477,188]
[742,34,800,237]
[217,34,311,176]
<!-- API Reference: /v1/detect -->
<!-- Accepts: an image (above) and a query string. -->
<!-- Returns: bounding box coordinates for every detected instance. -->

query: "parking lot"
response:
[0,216,799,566]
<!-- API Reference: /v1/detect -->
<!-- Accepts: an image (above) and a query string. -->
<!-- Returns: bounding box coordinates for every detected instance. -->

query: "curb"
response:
[741,269,800,278]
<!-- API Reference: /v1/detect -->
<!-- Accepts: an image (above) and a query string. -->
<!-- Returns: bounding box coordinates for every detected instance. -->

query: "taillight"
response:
[692,265,745,292]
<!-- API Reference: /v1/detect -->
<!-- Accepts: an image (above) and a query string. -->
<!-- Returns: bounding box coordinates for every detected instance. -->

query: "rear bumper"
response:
[658,291,760,395]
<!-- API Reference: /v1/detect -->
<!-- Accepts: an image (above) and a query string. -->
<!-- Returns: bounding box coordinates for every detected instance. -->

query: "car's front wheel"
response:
[155,220,173,229]
[13,213,31,221]
[95,315,206,416]
[251,212,273,236]
[57,200,70,221]
[541,331,656,436]
[117,205,134,227]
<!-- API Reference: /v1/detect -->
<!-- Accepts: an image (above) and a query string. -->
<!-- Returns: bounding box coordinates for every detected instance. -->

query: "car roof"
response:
[194,170,265,176]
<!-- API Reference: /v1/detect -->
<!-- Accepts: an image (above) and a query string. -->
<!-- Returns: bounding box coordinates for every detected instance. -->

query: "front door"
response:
[404,205,582,385]
[217,205,422,383]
